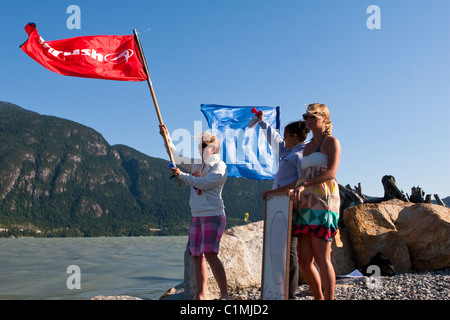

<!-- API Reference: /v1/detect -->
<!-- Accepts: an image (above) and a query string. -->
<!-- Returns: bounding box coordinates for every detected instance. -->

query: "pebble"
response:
[230,268,450,300]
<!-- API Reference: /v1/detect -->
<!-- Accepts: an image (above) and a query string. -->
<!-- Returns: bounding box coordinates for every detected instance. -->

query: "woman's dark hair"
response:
[284,121,310,142]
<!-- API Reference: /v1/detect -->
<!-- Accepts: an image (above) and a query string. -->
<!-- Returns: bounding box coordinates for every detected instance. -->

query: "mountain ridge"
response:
[0,101,272,237]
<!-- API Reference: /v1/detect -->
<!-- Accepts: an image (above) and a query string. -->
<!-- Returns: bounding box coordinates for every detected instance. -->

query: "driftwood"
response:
[365,175,409,203]
[434,194,446,206]
[410,186,426,203]
[339,175,446,214]
[338,183,364,227]
[338,183,364,214]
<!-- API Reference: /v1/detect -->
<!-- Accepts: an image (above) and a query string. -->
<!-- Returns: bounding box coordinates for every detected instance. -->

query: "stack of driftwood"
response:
[339,175,447,214]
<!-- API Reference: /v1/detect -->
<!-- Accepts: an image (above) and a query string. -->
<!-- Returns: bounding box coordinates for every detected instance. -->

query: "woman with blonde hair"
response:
[291,103,341,300]
[160,124,229,300]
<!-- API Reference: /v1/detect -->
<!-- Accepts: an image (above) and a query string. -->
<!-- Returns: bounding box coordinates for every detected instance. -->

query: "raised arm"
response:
[159,124,196,173]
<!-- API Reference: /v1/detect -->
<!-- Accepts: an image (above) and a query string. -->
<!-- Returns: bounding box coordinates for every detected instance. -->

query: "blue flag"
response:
[200,104,280,180]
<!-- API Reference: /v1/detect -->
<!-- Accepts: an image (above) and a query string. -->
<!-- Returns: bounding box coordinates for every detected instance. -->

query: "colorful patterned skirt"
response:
[292,166,340,242]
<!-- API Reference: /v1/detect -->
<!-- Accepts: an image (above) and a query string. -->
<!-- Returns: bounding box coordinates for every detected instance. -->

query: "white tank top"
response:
[301,152,328,169]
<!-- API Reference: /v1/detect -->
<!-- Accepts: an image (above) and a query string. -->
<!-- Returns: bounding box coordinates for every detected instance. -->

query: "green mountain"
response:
[0,101,272,237]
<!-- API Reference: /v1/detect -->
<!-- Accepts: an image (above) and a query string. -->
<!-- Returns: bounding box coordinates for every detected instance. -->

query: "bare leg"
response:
[297,235,323,300]
[205,252,229,299]
[193,255,208,300]
[310,237,335,300]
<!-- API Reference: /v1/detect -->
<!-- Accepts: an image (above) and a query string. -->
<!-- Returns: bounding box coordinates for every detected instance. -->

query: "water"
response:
[0,236,187,300]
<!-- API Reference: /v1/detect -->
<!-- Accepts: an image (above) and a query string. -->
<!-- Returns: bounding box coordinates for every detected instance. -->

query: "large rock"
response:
[394,203,450,271]
[331,228,357,276]
[343,200,412,272]
[184,221,264,300]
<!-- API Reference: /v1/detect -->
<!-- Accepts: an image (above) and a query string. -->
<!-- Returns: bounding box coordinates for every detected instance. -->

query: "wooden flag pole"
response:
[133,29,180,185]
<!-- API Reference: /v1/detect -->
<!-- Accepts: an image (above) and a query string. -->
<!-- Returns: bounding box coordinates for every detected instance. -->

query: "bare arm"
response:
[159,124,196,173]
[262,181,297,199]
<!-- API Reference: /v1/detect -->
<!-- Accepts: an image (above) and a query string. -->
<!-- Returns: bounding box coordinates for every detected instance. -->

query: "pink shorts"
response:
[188,215,226,256]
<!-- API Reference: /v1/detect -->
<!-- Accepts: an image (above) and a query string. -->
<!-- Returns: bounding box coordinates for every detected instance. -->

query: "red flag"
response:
[20,23,148,81]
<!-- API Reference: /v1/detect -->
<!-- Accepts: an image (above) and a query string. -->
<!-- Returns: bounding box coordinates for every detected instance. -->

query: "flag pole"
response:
[133,29,171,159]
[133,29,181,185]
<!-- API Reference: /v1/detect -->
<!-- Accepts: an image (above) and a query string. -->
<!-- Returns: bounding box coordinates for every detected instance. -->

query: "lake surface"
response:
[0,236,187,300]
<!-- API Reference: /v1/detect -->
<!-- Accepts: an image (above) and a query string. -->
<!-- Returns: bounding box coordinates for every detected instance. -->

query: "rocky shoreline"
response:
[229,268,450,300]
[91,268,450,300]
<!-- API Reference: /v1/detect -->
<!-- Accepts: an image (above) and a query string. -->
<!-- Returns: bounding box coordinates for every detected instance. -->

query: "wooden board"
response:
[261,194,293,300]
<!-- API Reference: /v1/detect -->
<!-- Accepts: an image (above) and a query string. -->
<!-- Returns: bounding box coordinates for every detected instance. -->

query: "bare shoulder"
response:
[323,135,341,152]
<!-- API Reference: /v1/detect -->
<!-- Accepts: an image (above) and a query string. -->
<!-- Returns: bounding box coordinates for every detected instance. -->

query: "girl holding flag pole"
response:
[159,124,229,300]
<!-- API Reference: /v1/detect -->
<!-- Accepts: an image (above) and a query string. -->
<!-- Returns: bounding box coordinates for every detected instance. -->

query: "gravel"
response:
[230,268,450,300]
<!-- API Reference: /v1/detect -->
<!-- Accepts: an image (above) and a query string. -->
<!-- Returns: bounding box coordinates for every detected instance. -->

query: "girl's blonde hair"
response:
[305,103,333,135]
[195,131,221,154]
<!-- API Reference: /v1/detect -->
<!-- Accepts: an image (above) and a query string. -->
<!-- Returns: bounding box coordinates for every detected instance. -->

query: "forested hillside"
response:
[0,102,272,237]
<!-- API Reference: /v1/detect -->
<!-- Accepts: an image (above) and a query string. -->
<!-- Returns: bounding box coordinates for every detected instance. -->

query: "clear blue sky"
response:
[1,0,449,198]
